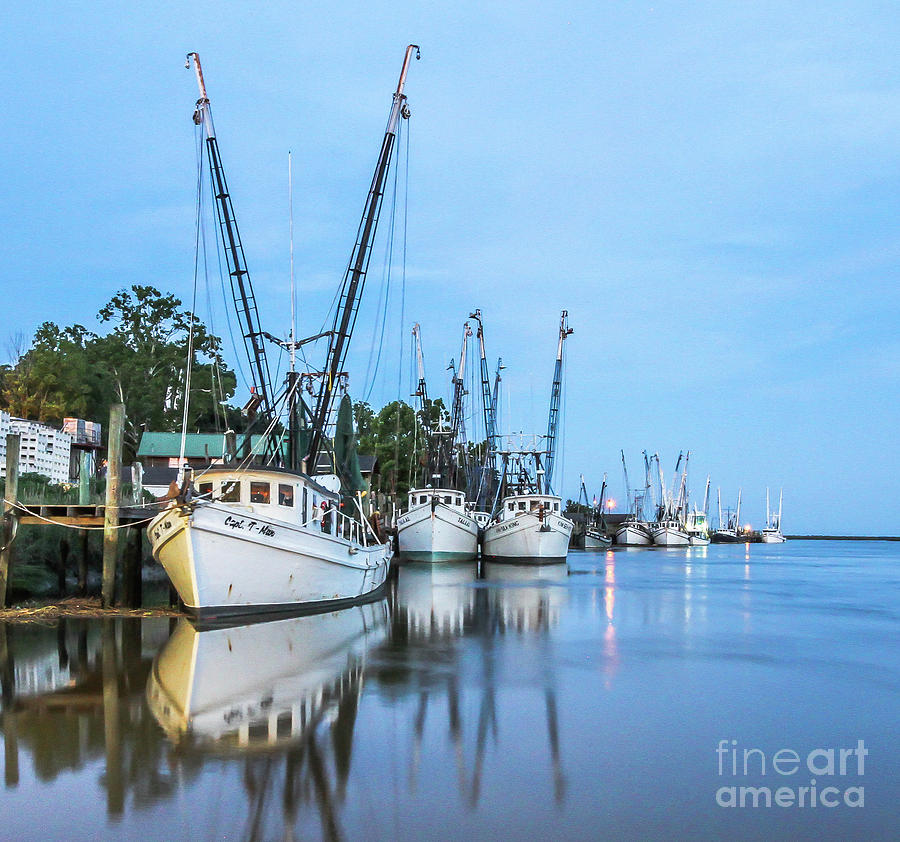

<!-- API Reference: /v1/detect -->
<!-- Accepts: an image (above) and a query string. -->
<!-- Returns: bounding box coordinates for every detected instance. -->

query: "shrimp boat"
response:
[712,488,744,543]
[148,47,421,619]
[614,450,653,546]
[684,475,711,546]
[579,474,611,549]
[481,313,575,563]
[650,452,690,547]
[397,323,478,561]
[761,488,786,543]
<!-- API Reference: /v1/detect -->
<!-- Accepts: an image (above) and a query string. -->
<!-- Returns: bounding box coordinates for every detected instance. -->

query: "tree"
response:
[1,285,239,460]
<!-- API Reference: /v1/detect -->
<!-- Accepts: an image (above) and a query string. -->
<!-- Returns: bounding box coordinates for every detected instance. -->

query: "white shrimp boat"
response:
[651,519,691,547]
[148,467,391,621]
[761,488,786,543]
[615,518,653,546]
[397,488,479,561]
[482,493,573,562]
[149,49,417,619]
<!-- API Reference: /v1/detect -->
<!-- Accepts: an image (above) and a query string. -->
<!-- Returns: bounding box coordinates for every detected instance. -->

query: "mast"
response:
[736,488,742,534]
[449,322,472,450]
[470,309,499,486]
[186,52,277,457]
[717,488,723,530]
[306,44,420,471]
[620,451,632,516]
[449,322,473,490]
[766,487,770,529]
[702,475,710,514]
[778,488,783,529]
[544,310,573,492]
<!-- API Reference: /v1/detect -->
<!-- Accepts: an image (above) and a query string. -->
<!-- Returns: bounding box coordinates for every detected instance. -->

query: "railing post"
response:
[102,404,125,608]
[0,434,21,608]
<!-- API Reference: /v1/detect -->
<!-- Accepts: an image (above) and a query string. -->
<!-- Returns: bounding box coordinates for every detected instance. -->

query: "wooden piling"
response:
[101,404,124,608]
[121,527,142,608]
[0,434,21,609]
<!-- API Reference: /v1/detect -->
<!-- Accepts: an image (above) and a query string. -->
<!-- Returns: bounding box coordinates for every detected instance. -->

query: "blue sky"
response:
[1,1,898,533]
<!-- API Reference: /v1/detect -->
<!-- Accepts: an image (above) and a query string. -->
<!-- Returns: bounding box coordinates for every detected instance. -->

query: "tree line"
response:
[0,284,430,495]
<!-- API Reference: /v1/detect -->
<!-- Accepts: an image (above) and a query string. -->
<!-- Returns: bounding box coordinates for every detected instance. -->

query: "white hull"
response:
[584,528,612,549]
[146,600,389,749]
[482,512,573,562]
[615,523,653,546]
[761,530,786,543]
[652,525,691,547]
[148,501,391,621]
[397,501,478,561]
[688,535,710,546]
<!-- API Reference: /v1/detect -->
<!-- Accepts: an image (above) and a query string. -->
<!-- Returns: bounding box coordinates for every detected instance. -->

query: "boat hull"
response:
[482,512,573,563]
[688,535,710,546]
[760,531,786,543]
[397,502,479,562]
[652,526,691,547]
[584,528,612,549]
[711,531,743,544]
[148,502,392,621]
[615,524,653,546]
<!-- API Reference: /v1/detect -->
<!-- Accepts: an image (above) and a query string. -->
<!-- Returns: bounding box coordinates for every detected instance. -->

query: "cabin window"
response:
[198,482,213,497]
[420,495,427,505]
[278,484,294,507]
[220,481,241,503]
[518,502,526,511]
[554,503,559,512]
[508,502,515,511]
[456,496,462,506]
[444,495,451,504]
[250,482,271,504]
[302,487,308,519]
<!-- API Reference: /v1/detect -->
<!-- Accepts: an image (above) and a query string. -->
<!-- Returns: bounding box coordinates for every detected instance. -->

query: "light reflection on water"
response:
[0,541,898,840]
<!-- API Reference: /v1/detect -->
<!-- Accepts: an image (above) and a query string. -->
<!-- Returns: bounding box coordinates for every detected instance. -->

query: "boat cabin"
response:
[497,494,562,522]
[407,488,467,511]
[191,467,369,540]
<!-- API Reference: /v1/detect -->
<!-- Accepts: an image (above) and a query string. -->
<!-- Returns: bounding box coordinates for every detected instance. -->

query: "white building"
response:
[0,411,73,484]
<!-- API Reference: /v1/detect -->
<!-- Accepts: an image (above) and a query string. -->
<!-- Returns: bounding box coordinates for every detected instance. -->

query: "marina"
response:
[0,4,898,839]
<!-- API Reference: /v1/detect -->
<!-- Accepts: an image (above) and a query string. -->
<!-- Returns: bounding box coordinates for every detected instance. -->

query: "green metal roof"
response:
[137,432,265,460]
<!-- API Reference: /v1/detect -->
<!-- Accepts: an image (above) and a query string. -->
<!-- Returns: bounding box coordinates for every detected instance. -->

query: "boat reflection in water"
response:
[395,561,479,638]
[147,601,389,752]
[480,561,568,632]
[391,560,569,807]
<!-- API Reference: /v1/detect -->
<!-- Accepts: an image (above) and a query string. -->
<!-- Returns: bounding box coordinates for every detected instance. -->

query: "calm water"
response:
[0,541,897,841]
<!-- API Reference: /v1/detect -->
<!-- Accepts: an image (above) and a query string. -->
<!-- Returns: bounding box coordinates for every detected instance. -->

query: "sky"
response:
[1,1,898,534]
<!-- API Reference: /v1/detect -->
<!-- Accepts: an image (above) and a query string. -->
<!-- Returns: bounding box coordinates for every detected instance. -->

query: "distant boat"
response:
[685,475,711,546]
[712,487,744,543]
[614,451,653,546]
[579,474,612,549]
[651,452,690,547]
[761,488,786,543]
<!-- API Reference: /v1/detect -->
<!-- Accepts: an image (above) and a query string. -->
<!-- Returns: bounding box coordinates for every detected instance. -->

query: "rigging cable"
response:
[178,132,206,480]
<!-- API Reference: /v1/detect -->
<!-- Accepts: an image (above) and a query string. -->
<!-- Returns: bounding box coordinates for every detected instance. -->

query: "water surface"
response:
[1,541,897,840]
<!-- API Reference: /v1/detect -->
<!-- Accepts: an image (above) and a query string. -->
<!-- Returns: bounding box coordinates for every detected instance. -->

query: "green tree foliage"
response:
[354,399,424,498]
[0,285,239,459]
